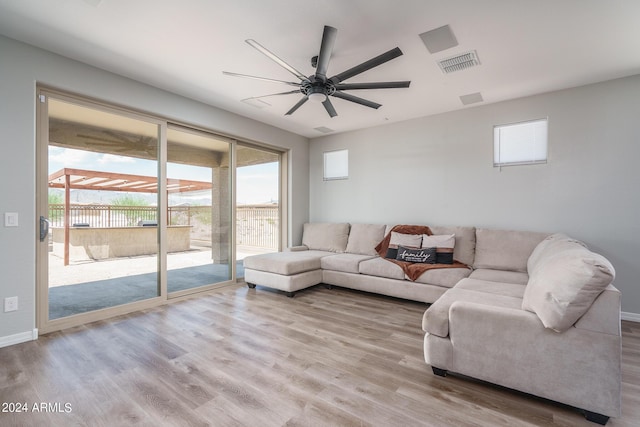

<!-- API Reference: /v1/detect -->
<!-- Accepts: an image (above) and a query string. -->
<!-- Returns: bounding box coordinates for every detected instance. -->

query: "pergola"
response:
[49,167,213,266]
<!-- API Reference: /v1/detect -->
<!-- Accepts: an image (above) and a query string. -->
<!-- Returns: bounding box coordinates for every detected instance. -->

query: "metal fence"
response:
[48,204,279,249]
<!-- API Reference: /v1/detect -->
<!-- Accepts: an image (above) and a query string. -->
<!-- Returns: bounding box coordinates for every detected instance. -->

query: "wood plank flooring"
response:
[1,284,639,426]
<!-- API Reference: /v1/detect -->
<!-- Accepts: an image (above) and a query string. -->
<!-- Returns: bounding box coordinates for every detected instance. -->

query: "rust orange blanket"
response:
[375,225,470,281]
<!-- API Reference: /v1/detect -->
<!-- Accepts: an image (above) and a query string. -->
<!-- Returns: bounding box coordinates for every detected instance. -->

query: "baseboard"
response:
[621,312,640,323]
[0,328,38,348]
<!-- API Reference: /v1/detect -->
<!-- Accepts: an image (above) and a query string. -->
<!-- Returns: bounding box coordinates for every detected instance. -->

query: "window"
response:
[323,149,348,180]
[494,118,548,167]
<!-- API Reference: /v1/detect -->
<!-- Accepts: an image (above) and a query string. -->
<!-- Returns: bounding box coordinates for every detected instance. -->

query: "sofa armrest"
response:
[286,245,309,252]
[448,300,621,418]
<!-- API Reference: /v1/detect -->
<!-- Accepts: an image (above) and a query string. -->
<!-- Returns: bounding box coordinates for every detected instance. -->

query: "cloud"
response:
[98,154,135,164]
[48,147,91,165]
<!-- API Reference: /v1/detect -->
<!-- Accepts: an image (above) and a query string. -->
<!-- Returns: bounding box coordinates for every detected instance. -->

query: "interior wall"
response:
[0,35,309,342]
[310,74,640,315]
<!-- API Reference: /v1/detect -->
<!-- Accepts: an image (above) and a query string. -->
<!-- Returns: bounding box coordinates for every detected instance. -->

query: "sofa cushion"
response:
[321,253,375,274]
[455,278,527,299]
[527,233,587,274]
[474,228,549,272]
[429,225,476,266]
[414,267,472,288]
[302,223,350,253]
[522,243,615,332]
[243,250,333,275]
[422,285,523,337]
[421,234,455,264]
[345,223,386,256]
[358,257,405,280]
[468,268,529,285]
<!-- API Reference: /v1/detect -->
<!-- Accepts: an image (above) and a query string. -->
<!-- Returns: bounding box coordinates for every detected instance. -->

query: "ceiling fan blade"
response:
[222,71,300,87]
[315,26,337,80]
[285,96,309,115]
[245,39,308,81]
[335,81,411,90]
[322,98,337,118]
[331,91,382,109]
[330,47,403,84]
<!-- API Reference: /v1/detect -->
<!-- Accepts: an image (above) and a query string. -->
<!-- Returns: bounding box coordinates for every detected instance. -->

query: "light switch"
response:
[4,212,18,227]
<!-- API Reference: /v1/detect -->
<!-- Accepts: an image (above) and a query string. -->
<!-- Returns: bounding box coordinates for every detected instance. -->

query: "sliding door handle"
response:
[39,216,51,242]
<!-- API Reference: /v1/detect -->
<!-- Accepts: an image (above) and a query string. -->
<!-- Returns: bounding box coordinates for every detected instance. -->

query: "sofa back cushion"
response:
[527,233,587,273]
[302,223,350,253]
[473,228,549,272]
[430,225,476,266]
[345,223,387,256]
[522,239,615,332]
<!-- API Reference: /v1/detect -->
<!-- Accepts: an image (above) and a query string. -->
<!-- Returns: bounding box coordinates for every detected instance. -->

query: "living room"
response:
[1,1,639,425]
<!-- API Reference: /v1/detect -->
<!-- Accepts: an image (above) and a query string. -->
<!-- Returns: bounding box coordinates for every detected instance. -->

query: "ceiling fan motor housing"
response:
[301,78,336,101]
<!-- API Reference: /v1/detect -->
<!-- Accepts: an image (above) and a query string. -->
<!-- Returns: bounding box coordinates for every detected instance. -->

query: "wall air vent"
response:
[438,50,480,74]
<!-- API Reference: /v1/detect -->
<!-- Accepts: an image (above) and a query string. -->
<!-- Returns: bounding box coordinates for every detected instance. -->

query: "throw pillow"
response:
[522,245,615,332]
[421,234,455,264]
[396,246,436,264]
[386,232,422,259]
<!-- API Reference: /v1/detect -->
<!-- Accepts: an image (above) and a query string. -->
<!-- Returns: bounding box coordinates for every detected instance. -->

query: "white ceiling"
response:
[1,0,639,139]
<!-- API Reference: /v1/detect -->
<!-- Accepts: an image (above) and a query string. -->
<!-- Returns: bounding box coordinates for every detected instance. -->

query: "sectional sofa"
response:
[243,222,621,424]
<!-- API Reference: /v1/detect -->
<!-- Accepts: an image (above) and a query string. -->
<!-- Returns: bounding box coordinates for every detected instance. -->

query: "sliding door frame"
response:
[36,87,168,334]
[37,86,295,333]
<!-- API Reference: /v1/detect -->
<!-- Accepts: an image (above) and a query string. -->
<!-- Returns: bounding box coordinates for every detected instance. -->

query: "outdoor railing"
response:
[48,203,279,249]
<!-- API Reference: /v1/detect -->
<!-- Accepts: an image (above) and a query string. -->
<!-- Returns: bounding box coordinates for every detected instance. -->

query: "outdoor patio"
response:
[48,245,274,319]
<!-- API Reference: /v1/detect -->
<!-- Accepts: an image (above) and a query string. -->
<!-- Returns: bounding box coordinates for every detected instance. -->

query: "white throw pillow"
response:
[389,231,422,248]
[422,234,456,264]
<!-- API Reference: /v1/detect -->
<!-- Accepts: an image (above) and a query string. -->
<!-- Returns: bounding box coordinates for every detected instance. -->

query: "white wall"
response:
[310,75,640,316]
[0,35,309,343]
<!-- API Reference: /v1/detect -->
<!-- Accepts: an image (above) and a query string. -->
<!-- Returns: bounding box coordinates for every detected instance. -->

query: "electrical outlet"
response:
[4,296,18,312]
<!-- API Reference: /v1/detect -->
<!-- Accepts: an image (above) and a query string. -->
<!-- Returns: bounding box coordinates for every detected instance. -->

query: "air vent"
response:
[438,50,480,74]
[419,25,458,54]
[314,126,334,134]
[241,98,271,109]
[459,92,484,105]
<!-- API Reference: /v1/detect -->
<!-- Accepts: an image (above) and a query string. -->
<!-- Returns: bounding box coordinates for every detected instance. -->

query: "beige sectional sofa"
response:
[243,223,621,424]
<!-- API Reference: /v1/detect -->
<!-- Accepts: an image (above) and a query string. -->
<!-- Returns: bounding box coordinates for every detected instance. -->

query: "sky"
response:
[49,147,279,205]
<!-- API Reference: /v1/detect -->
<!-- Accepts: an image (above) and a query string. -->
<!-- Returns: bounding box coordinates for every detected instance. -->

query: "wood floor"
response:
[1,284,639,427]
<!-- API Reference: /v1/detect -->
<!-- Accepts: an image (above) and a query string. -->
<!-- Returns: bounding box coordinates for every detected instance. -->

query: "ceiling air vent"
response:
[241,98,271,109]
[438,50,480,74]
[314,126,334,134]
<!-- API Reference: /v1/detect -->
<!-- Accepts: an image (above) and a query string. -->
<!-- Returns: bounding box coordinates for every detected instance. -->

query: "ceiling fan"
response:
[223,25,410,118]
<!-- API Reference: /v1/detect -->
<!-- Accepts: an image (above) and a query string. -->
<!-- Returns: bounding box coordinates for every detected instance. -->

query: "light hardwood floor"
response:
[1,284,639,426]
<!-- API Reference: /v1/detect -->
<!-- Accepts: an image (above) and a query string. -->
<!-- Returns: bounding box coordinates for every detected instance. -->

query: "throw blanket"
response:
[375,225,470,281]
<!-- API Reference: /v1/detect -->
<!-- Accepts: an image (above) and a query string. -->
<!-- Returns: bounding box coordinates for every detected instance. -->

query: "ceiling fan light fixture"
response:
[308,92,327,102]
[307,85,327,102]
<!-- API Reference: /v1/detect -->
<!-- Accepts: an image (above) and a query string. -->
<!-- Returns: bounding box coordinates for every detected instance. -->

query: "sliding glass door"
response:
[40,94,162,325]
[235,144,281,278]
[166,125,233,295]
[37,88,286,333]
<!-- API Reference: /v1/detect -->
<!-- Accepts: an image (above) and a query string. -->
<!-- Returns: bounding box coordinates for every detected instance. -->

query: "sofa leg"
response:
[286,292,295,298]
[583,410,609,425]
[247,283,256,289]
[432,367,448,377]
[325,284,333,290]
